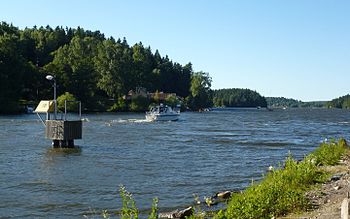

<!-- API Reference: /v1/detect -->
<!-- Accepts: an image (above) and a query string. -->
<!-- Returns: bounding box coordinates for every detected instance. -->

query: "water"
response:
[1,108,350,218]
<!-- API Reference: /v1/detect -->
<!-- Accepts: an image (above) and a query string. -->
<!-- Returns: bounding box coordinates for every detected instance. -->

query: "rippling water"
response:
[1,108,350,218]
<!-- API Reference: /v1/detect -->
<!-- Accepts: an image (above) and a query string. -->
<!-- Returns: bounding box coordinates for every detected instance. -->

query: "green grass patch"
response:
[214,138,348,219]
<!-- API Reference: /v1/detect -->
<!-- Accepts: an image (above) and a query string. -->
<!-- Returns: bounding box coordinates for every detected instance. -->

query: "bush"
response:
[108,97,128,112]
[310,138,348,166]
[116,185,158,219]
[57,92,78,112]
[129,96,149,112]
[164,95,180,108]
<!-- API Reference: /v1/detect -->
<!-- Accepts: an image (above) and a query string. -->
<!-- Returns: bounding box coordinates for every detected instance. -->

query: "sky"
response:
[1,0,350,101]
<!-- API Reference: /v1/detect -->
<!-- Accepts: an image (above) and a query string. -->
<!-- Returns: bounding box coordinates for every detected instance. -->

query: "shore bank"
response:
[278,151,350,219]
[209,139,348,219]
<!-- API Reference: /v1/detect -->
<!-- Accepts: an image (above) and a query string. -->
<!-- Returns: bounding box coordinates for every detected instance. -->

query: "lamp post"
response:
[46,75,57,120]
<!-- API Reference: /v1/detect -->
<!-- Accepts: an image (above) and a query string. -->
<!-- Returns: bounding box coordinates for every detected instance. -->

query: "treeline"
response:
[266,97,326,108]
[0,22,270,114]
[0,22,209,113]
[266,97,302,108]
[212,88,267,107]
[327,94,350,109]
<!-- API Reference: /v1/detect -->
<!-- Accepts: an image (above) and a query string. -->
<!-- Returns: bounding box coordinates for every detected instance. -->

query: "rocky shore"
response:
[158,149,350,219]
[279,152,350,219]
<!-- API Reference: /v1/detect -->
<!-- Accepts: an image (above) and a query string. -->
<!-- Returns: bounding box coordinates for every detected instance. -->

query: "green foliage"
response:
[187,71,212,110]
[164,95,180,107]
[310,138,348,166]
[0,31,28,114]
[118,185,158,219]
[266,97,326,108]
[57,92,77,111]
[327,94,350,109]
[108,97,128,112]
[0,22,198,113]
[95,39,132,97]
[148,198,159,219]
[213,88,267,107]
[119,185,139,219]
[265,97,301,108]
[215,139,348,219]
[129,96,149,112]
[46,36,100,110]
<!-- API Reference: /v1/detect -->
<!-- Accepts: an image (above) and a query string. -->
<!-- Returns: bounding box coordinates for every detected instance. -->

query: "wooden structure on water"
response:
[35,100,82,148]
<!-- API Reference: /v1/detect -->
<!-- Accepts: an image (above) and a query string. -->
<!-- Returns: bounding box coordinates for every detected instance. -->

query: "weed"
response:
[214,138,348,219]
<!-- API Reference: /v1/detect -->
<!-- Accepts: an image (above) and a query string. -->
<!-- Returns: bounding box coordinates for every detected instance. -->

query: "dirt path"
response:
[279,153,350,219]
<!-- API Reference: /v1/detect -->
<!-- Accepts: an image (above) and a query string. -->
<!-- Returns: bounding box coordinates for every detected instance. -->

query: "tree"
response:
[187,71,212,110]
[213,88,267,107]
[0,22,199,113]
[327,94,350,109]
[129,95,149,112]
[95,39,132,98]
[0,33,26,113]
[131,42,155,91]
[57,92,77,111]
[45,36,100,110]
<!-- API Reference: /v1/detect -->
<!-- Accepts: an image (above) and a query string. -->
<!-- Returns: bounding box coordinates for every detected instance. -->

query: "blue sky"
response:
[2,0,349,101]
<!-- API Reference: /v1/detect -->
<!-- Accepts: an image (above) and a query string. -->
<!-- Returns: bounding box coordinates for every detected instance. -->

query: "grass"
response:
[213,138,348,219]
[100,185,158,219]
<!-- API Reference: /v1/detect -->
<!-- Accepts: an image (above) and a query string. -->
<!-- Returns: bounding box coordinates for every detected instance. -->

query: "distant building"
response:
[123,87,177,101]
[123,87,148,100]
[149,91,177,101]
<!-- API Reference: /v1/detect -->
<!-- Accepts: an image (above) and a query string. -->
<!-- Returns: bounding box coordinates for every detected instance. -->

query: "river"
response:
[0,108,350,218]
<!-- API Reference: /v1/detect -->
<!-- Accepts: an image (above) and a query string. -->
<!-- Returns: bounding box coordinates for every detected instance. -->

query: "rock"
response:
[216,191,232,199]
[331,175,342,181]
[158,206,193,219]
[267,165,274,172]
[204,191,233,206]
[334,186,341,190]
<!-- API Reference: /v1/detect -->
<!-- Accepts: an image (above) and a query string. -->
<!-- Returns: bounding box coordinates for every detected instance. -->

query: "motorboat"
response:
[146,104,180,121]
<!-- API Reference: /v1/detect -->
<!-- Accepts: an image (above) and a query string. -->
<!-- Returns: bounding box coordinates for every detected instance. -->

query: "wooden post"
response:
[341,193,350,219]
[341,198,348,219]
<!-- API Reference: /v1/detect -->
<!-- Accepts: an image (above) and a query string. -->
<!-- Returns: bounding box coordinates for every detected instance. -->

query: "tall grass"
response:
[116,185,158,219]
[214,138,348,219]
[310,138,347,166]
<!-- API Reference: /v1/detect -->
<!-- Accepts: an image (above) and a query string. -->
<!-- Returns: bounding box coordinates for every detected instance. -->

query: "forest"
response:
[212,88,267,107]
[0,22,267,114]
[327,94,350,109]
[266,97,329,108]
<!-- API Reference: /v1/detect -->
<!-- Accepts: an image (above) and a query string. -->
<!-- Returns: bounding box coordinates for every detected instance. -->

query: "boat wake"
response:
[106,118,151,125]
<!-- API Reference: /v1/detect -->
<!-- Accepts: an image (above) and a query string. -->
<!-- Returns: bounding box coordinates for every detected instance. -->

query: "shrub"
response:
[118,185,158,219]
[57,92,77,112]
[129,96,149,112]
[108,97,128,112]
[119,185,139,219]
[310,138,348,166]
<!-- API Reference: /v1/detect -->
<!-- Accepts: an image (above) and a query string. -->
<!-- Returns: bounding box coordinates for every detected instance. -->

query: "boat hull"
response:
[145,113,179,122]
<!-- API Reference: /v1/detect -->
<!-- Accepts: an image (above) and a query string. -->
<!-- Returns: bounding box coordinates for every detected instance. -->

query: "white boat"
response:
[146,104,180,121]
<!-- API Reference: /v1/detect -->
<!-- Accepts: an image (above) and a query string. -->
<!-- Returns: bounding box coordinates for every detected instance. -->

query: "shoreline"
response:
[278,151,350,219]
[154,140,350,219]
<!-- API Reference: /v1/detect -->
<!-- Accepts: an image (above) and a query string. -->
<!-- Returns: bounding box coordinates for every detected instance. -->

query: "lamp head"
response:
[46,75,54,81]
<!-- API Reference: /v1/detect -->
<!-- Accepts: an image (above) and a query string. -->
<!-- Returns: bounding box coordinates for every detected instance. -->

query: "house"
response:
[123,87,178,101]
